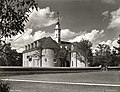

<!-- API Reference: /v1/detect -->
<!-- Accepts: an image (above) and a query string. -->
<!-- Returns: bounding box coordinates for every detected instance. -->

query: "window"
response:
[65,46,68,49]
[25,45,27,50]
[56,34,57,38]
[28,44,30,49]
[35,41,37,47]
[27,56,30,58]
[72,61,73,66]
[29,58,32,62]
[31,43,33,48]
[71,45,74,50]
[71,53,73,57]
[53,59,57,63]
[37,41,39,47]
[44,58,47,62]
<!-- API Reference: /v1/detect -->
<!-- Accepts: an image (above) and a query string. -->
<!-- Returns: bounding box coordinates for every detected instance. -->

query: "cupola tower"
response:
[55,12,61,43]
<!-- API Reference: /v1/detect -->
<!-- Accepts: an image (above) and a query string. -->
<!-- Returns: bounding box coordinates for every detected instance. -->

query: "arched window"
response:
[29,58,32,62]
[44,58,47,62]
[31,43,33,48]
[35,41,37,47]
[71,53,73,57]
[71,45,74,50]
[25,45,27,50]
[28,44,30,49]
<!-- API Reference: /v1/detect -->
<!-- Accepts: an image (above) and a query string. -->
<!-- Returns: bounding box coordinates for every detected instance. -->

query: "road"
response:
[1,71,120,92]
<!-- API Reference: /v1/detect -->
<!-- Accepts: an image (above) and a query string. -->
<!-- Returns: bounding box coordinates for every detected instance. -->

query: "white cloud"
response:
[69,29,104,42]
[11,29,33,52]
[10,7,58,52]
[11,28,55,52]
[112,39,119,48]
[94,39,119,52]
[108,7,120,30]
[11,28,87,52]
[33,30,54,41]
[101,0,116,4]
[99,40,112,47]
[101,11,110,21]
[26,7,57,29]
[60,29,84,41]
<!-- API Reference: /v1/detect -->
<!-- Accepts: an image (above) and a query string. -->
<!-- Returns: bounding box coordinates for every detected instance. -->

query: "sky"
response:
[10,0,120,52]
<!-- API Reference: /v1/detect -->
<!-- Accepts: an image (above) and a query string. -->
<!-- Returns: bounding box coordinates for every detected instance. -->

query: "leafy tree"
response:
[77,39,93,67]
[0,43,22,66]
[109,49,120,66]
[0,0,38,66]
[0,81,11,92]
[93,44,111,67]
[55,48,70,67]
[0,0,38,38]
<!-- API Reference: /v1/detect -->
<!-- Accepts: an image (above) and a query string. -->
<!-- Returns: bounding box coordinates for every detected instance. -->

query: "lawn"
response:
[1,71,120,92]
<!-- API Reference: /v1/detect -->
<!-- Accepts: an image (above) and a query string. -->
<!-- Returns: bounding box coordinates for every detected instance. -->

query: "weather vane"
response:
[57,11,60,23]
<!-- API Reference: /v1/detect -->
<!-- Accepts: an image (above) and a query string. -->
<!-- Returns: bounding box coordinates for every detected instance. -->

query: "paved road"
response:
[1,71,120,92]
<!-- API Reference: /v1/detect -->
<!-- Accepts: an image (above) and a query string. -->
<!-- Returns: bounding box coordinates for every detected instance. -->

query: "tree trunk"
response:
[85,57,89,67]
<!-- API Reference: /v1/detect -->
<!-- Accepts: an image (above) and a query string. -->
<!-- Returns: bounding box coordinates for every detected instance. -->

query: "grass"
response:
[1,71,120,92]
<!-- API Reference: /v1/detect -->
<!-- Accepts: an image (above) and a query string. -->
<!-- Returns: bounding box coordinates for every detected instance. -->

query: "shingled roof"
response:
[23,37,60,53]
[42,37,60,49]
[37,37,46,48]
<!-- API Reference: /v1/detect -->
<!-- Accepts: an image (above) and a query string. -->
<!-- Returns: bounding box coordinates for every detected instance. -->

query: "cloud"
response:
[11,29,33,52]
[94,39,119,52]
[11,27,88,52]
[11,28,55,52]
[25,7,57,30]
[99,40,112,47]
[112,39,119,48]
[101,0,116,4]
[33,30,54,41]
[101,11,110,21]
[60,29,85,41]
[32,28,82,42]
[108,7,120,30]
[11,7,58,52]
[69,29,104,42]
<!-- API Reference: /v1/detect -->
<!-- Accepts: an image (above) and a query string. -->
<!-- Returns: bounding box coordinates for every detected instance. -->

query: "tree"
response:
[0,43,22,66]
[55,48,70,67]
[109,49,120,66]
[77,39,93,67]
[0,0,38,38]
[0,0,38,66]
[93,44,111,66]
[0,81,11,92]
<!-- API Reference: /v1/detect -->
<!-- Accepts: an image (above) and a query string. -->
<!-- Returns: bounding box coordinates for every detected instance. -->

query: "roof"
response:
[37,37,46,48]
[23,37,60,53]
[61,41,71,44]
[42,37,60,49]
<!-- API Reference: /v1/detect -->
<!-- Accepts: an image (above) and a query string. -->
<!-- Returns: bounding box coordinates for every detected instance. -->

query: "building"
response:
[23,37,61,67]
[22,14,85,67]
[70,42,85,67]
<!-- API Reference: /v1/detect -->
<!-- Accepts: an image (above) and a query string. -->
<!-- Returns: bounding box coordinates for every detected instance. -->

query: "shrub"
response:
[0,81,11,92]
